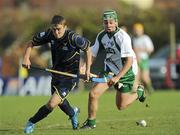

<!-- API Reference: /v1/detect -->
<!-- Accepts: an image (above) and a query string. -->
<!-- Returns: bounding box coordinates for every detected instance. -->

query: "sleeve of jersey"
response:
[121,35,134,58]
[91,36,100,57]
[69,32,90,51]
[32,30,51,46]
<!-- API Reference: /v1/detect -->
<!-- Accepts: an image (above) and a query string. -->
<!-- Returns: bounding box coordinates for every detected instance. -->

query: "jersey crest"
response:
[40,32,45,37]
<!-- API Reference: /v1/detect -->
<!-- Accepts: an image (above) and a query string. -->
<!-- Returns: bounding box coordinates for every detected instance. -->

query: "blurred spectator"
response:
[2,53,18,78]
[132,23,154,93]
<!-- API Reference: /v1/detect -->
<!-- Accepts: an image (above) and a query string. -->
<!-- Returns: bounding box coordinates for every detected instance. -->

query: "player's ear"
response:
[63,25,67,29]
[115,21,118,27]
[103,21,106,29]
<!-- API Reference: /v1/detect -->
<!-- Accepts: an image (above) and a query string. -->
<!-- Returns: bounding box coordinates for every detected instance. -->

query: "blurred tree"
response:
[1,0,180,76]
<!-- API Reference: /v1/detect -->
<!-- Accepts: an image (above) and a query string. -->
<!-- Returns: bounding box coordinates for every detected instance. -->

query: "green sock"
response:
[137,87,143,98]
[88,119,96,126]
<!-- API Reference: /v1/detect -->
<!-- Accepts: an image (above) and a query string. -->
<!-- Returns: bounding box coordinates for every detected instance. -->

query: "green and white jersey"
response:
[91,27,138,75]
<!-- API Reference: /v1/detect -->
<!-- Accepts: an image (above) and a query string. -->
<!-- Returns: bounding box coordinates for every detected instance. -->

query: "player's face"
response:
[103,19,117,33]
[51,24,67,39]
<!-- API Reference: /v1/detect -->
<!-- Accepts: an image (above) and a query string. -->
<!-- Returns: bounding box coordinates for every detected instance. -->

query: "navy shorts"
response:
[51,81,77,100]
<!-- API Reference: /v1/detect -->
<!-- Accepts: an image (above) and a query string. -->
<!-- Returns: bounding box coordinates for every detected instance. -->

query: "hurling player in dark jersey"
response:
[23,15,91,134]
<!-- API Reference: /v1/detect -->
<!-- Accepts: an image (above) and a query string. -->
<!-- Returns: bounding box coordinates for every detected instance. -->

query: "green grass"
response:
[0,90,180,135]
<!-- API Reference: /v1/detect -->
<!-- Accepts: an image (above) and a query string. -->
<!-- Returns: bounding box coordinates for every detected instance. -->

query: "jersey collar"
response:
[107,27,120,38]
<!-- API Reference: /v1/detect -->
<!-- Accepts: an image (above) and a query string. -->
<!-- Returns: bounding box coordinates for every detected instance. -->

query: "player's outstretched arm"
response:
[22,41,34,69]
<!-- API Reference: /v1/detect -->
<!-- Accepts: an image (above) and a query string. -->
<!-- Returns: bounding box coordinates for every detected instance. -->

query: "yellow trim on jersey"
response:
[64,51,80,62]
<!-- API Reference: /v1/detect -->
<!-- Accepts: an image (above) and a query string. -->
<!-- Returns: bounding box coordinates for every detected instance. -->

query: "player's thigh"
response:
[90,83,109,98]
[115,82,134,106]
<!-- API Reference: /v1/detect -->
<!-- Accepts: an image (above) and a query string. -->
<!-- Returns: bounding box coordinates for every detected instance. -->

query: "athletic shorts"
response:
[100,70,135,93]
[139,58,149,71]
[115,72,135,93]
[51,80,77,100]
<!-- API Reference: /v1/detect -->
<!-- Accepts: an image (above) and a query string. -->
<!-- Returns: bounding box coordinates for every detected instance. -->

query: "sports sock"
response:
[137,86,143,98]
[58,99,74,117]
[88,119,96,126]
[29,105,52,124]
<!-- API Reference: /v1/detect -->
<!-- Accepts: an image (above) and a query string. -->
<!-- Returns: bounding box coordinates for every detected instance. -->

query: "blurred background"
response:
[0,0,180,96]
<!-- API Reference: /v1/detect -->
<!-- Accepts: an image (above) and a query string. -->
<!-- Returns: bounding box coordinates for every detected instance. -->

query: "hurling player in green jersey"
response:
[81,10,146,129]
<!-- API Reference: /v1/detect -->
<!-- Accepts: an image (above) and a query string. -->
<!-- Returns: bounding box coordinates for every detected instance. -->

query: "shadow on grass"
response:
[0,128,23,135]
[0,126,72,135]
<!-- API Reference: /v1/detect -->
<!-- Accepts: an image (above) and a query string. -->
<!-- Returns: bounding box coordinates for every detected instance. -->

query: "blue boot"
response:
[24,121,35,134]
[70,107,80,130]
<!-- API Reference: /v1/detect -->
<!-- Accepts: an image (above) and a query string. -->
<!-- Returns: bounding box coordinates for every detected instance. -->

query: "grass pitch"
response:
[0,90,180,135]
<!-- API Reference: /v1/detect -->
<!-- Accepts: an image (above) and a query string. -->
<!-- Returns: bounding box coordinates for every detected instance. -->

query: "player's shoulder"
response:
[117,28,129,36]
[32,28,53,44]
[66,29,75,34]
[116,28,131,40]
[67,29,81,37]
[97,30,106,40]
[98,30,106,36]
[66,29,79,39]
[37,28,54,39]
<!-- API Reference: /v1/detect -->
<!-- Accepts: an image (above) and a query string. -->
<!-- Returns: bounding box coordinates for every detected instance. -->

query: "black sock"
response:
[58,99,74,117]
[29,105,52,124]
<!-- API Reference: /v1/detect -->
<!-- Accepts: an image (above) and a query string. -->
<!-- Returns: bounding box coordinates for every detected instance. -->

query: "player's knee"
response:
[47,101,56,110]
[116,104,128,110]
[89,91,98,99]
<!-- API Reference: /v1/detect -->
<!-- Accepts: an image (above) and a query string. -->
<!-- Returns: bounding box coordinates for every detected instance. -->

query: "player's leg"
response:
[58,99,80,130]
[115,83,138,110]
[29,88,62,123]
[55,82,80,129]
[24,92,62,134]
[115,75,146,110]
[81,82,109,129]
[132,71,146,102]
[89,83,109,119]
[58,99,75,118]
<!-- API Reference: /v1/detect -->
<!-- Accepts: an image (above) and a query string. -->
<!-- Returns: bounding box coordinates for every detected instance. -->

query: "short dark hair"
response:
[51,15,66,25]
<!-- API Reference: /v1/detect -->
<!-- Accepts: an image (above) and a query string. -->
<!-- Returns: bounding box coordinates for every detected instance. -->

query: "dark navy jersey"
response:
[32,28,90,83]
